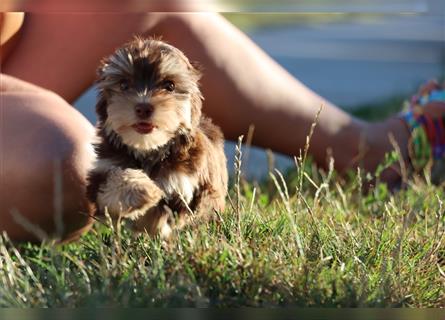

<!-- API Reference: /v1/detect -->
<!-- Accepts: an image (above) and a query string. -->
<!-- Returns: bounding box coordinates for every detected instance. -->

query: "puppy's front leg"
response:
[90,167,164,220]
[131,184,226,239]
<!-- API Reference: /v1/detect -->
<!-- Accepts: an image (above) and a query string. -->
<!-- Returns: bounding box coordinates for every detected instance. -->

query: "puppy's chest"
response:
[153,171,199,204]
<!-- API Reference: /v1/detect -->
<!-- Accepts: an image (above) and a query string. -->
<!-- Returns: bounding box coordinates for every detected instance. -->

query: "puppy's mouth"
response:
[132,122,155,134]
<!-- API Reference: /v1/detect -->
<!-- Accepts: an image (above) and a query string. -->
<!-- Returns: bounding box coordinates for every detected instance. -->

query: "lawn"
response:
[1,101,444,307]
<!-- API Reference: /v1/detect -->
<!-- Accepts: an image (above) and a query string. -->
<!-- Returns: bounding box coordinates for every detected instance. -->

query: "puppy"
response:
[86,37,228,238]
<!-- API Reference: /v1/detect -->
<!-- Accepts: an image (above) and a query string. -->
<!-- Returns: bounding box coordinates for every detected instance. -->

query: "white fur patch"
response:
[107,124,173,151]
[157,172,198,204]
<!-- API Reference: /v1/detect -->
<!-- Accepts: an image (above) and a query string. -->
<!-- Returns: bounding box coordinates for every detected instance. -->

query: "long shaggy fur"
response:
[86,37,228,238]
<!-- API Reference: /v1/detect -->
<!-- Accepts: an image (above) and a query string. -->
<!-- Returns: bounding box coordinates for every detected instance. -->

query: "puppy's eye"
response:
[119,80,130,91]
[162,80,175,92]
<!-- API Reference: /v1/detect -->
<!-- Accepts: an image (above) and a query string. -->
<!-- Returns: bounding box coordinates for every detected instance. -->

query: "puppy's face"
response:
[96,38,202,151]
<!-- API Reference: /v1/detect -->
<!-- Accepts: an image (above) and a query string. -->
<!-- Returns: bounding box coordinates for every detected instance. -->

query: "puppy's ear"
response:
[96,93,108,124]
[189,60,203,80]
[147,34,163,43]
[96,58,109,80]
[188,61,204,128]
[95,58,110,124]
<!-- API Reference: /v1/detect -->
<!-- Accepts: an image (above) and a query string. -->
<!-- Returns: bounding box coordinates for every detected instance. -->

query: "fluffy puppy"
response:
[86,37,228,238]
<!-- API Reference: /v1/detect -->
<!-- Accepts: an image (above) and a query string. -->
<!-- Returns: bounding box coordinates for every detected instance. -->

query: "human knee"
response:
[32,91,97,241]
[1,90,95,241]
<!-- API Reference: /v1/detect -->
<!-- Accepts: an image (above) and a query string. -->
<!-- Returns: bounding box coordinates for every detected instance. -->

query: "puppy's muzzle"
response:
[135,103,154,120]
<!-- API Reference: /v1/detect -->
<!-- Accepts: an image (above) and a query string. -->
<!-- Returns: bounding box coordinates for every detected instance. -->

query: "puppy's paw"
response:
[97,168,163,219]
[131,205,174,239]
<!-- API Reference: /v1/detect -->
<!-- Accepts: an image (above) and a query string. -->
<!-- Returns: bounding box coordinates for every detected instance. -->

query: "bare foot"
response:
[363,117,410,187]
[364,80,445,187]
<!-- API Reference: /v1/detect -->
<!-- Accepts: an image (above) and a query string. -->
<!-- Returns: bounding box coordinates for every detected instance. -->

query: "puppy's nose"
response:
[135,103,154,119]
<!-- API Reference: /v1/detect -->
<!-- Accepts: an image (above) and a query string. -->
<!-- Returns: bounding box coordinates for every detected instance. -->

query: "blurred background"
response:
[74,0,445,179]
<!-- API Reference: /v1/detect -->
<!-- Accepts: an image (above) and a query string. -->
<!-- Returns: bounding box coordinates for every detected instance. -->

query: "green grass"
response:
[0,101,444,307]
[1,143,444,307]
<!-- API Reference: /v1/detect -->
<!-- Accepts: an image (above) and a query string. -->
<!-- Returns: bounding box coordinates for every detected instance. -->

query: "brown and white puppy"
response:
[86,37,228,238]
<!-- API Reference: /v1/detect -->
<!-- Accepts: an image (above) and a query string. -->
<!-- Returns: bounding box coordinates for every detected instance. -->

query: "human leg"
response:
[0,74,95,241]
[2,12,370,171]
[3,12,442,175]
